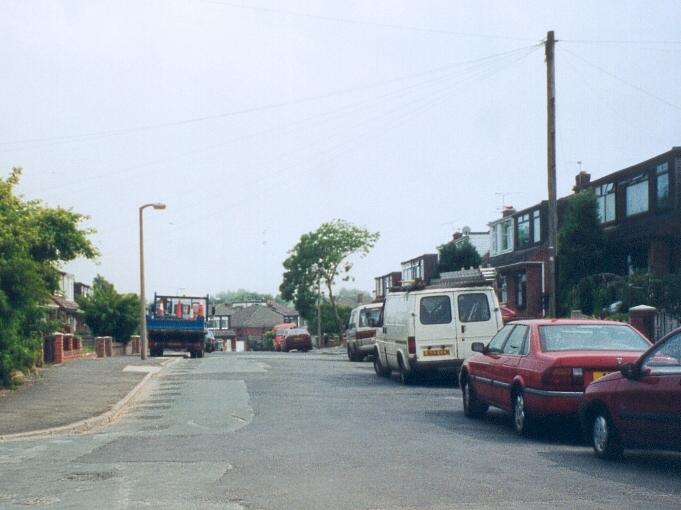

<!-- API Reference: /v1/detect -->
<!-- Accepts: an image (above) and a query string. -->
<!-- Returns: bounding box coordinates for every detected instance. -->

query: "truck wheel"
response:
[197,349,204,358]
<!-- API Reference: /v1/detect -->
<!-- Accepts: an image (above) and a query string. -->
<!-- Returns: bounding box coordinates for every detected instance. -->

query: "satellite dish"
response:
[462,226,471,235]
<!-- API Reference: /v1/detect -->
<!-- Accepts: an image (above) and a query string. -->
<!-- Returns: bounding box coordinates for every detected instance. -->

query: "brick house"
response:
[374,271,402,300]
[488,146,681,317]
[401,254,438,284]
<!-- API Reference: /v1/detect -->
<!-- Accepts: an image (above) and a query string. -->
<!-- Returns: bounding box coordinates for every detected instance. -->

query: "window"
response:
[360,308,381,327]
[487,325,514,353]
[516,273,527,309]
[539,324,650,352]
[491,219,514,255]
[656,162,670,210]
[517,213,530,248]
[499,275,508,304]
[458,293,491,322]
[596,183,616,223]
[642,332,681,375]
[501,220,512,251]
[220,316,230,330]
[625,173,649,216]
[532,210,541,243]
[502,325,529,355]
[420,296,452,325]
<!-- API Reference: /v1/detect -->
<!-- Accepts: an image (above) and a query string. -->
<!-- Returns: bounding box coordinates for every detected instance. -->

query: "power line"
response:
[561,38,681,46]
[559,47,681,112]
[197,0,537,42]
[0,44,541,151]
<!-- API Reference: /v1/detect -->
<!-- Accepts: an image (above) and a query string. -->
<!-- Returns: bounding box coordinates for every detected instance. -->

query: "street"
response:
[1,351,680,509]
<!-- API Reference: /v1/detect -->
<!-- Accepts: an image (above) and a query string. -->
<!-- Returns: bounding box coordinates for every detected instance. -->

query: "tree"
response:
[78,275,140,343]
[436,240,481,275]
[310,301,352,335]
[558,190,606,314]
[0,168,97,386]
[212,289,274,305]
[280,219,379,340]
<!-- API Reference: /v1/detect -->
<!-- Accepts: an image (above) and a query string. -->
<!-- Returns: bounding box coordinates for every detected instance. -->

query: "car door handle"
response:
[461,325,466,334]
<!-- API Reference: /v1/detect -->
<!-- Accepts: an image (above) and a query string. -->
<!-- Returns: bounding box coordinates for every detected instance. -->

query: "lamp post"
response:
[139,203,166,360]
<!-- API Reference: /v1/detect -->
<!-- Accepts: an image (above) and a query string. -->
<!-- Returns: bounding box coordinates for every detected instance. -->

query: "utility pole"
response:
[316,279,322,348]
[545,30,558,317]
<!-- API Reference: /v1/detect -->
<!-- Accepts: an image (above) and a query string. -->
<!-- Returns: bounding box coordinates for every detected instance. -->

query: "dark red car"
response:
[460,319,651,435]
[281,328,312,352]
[580,327,681,459]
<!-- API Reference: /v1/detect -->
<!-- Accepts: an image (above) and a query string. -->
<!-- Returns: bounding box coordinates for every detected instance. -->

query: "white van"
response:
[373,286,503,383]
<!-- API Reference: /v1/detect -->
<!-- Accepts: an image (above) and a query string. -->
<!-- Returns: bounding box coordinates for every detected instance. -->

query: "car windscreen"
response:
[287,328,308,336]
[539,324,650,352]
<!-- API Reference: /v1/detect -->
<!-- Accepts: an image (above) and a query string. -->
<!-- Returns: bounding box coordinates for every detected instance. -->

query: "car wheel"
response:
[373,352,390,377]
[592,411,623,460]
[512,390,531,435]
[347,345,356,361]
[398,359,413,385]
[462,376,488,418]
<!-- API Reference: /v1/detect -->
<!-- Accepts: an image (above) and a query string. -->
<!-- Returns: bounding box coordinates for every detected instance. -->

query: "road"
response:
[1,351,680,509]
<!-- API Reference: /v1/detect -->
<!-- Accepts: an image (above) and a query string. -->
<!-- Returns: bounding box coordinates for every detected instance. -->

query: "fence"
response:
[655,309,680,341]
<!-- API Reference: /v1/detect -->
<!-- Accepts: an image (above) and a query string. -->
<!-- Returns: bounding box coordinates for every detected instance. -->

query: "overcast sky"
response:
[2,1,680,298]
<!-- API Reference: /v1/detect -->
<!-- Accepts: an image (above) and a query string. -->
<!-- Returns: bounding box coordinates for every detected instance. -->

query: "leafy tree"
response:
[280,219,379,339]
[310,301,352,335]
[558,191,606,314]
[436,240,481,275]
[78,275,140,343]
[0,168,97,386]
[212,289,274,304]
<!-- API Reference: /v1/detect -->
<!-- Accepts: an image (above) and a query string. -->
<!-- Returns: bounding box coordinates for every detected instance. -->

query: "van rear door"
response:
[414,294,458,360]
[455,291,501,360]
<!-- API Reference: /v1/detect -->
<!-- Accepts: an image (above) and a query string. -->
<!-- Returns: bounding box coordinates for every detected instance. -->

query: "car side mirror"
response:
[471,342,486,354]
[620,363,639,380]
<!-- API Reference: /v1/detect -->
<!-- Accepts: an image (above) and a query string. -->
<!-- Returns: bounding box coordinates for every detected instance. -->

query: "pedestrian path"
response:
[0,356,170,437]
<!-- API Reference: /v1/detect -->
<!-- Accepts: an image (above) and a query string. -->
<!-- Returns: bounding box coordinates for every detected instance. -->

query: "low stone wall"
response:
[43,332,83,364]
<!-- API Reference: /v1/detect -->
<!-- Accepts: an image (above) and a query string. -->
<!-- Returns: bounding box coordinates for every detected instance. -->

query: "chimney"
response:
[574,170,591,192]
[502,206,516,217]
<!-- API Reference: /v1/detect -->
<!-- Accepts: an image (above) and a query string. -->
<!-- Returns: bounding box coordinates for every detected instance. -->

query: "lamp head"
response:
[152,203,166,210]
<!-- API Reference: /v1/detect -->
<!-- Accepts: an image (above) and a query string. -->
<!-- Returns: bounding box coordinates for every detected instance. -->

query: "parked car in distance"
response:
[580,327,681,459]
[374,286,503,384]
[346,302,382,362]
[282,328,312,352]
[500,304,517,323]
[204,330,217,353]
[273,322,297,352]
[460,319,652,435]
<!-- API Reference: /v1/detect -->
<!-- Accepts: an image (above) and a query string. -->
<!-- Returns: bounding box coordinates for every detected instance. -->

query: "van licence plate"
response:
[423,348,449,357]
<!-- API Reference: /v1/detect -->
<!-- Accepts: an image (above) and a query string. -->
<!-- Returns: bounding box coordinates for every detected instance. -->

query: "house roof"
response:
[210,303,236,316]
[50,295,81,313]
[267,301,298,317]
[230,305,286,329]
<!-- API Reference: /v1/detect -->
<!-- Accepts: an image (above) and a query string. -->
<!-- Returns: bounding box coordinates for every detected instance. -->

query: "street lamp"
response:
[139,202,166,360]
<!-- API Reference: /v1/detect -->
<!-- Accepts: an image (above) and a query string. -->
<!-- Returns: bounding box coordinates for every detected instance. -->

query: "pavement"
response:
[0,355,176,439]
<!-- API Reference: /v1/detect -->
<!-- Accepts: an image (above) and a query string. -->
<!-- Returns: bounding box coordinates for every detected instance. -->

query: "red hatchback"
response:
[460,319,651,435]
[580,327,681,459]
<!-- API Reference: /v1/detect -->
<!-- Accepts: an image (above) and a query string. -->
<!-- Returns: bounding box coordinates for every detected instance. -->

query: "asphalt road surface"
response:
[1,351,680,509]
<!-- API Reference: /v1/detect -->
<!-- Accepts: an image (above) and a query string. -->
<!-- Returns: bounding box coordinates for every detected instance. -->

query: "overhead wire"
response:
[196,0,537,42]
[0,44,540,152]
[559,46,681,112]
[33,44,541,196]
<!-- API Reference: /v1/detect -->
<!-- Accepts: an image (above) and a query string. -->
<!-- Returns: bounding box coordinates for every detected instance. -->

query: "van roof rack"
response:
[428,267,497,288]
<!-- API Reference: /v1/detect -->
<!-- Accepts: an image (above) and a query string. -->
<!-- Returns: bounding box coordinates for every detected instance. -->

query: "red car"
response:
[580,327,681,459]
[460,319,651,435]
[281,328,312,352]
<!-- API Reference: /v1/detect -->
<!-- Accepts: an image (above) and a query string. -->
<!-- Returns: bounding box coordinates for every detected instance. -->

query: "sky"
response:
[1,0,680,298]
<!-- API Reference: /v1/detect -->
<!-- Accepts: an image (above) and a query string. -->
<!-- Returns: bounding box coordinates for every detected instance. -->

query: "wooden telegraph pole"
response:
[545,31,558,317]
